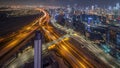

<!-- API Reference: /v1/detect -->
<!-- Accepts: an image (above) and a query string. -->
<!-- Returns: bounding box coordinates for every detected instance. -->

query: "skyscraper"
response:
[34,31,42,68]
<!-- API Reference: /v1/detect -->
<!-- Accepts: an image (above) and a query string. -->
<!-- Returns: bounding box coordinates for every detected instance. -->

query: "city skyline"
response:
[0,0,120,68]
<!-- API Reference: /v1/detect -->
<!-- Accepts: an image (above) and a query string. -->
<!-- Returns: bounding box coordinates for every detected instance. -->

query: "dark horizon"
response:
[0,0,120,7]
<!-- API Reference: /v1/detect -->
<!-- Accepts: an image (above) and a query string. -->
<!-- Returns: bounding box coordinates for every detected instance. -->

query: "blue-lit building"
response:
[100,44,111,53]
[116,32,120,49]
[55,12,66,26]
[84,26,105,41]
[106,26,120,49]
[80,14,102,25]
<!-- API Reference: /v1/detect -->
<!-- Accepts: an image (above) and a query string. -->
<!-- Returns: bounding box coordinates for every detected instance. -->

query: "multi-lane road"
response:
[51,19,120,67]
[0,8,119,68]
[39,10,112,68]
[0,8,45,65]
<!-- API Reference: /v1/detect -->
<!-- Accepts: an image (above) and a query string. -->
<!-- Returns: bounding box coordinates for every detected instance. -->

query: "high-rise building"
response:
[91,5,95,10]
[34,31,42,68]
[116,3,120,9]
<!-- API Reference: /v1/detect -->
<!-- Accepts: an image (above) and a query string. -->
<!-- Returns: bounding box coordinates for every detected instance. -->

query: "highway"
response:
[6,46,34,68]
[0,8,117,68]
[34,8,98,68]
[0,20,38,57]
[38,9,111,68]
[51,19,120,67]
[0,8,44,65]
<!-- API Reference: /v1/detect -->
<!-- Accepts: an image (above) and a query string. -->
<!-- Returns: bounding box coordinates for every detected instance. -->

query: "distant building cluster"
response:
[49,3,120,60]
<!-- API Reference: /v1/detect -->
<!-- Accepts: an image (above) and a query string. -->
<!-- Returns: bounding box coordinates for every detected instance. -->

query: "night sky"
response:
[0,0,120,7]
